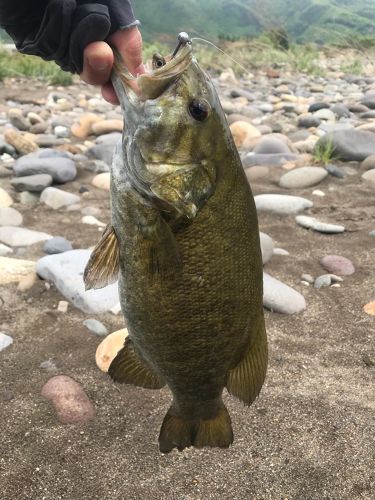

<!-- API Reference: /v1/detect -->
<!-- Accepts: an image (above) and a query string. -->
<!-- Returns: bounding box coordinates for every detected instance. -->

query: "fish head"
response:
[112,42,229,220]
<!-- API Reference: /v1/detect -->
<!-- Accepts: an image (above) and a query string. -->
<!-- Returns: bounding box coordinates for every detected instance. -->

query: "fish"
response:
[84,36,267,453]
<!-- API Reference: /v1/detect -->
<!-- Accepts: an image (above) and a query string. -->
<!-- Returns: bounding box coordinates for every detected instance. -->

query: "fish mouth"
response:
[111,43,193,103]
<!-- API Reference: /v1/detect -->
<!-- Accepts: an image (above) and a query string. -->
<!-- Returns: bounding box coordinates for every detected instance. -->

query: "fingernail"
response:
[89,58,110,72]
[132,63,146,76]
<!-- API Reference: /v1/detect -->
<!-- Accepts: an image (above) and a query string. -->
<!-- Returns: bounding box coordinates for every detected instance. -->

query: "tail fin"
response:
[158,403,233,453]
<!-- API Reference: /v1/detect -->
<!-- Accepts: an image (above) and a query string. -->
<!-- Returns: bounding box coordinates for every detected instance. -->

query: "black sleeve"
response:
[0,0,140,74]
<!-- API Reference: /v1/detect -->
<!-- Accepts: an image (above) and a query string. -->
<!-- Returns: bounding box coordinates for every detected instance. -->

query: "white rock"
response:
[296,215,345,234]
[0,256,36,284]
[263,272,306,314]
[40,187,80,210]
[81,215,106,227]
[0,207,23,226]
[36,249,119,314]
[0,333,13,352]
[0,187,13,207]
[0,227,52,247]
[255,194,313,215]
[0,243,13,256]
[57,301,69,313]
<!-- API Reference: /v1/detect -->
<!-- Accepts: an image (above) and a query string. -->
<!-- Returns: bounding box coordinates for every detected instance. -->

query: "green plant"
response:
[341,58,363,75]
[0,46,73,85]
[313,139,337,165]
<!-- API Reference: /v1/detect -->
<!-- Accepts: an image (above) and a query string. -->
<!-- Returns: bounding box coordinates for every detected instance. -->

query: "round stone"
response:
[92,173,110,191]
[96,328,128,372]
[259,232,274,265]
[362,170,375,185]
[229,121,261,149]
[83,319,108,337]
[43,237,73,255]
[279,167,328,189]
[360,155,375,171]
[320,255,355,276]
[0,207,23,227]
[253,136,291,155]
[41,375,95,424]
[0,188,13,208]
[364,301,375,316]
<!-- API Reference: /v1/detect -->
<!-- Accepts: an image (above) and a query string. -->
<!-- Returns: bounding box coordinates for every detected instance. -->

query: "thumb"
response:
[108,26,145,76]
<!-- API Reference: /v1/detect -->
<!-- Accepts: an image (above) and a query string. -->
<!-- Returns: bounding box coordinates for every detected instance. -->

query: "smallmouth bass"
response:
[84,37,267,453]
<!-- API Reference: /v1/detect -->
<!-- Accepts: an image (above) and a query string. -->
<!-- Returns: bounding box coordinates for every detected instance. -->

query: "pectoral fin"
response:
[109,338,166,389]
[84,225,119,290]
[226,314,268,405]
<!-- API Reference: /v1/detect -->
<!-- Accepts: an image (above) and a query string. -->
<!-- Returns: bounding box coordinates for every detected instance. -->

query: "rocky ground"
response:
[0,55,374,499]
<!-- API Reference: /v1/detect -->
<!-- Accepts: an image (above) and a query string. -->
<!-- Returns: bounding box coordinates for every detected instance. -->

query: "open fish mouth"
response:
[112,34,193,102]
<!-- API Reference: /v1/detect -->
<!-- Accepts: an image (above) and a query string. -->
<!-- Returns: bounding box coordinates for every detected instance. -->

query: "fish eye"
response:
[188,99,210,122]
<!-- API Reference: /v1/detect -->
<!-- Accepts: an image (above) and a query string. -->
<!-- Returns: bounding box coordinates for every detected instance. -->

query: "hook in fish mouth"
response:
[111,32,193,102]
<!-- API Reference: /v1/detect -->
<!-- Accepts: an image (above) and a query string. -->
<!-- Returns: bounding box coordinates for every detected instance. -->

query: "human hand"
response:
[80,26,145,105]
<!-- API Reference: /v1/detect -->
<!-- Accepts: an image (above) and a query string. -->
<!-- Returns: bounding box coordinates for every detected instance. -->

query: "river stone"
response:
[362,170,375,184]
[0,333,13,352]
[314,109,335,121]
[0,227,52,247]
[331,103,350,118]
[13,156,76,183]
[19,191,39,206]
[0,256,35,284]
[308,103,330,113]
[41,375,95,424]
[11,174,53,192]
[255,194,313,215]
[36,249,119,314]
[325,164,346,179]
[243,153,299,168]
[315,130,375,162]
[83,319,108,337]
[40,187,80,210]
[43,237,73,254]
[360,155,375,171]
[229,121,261,148]
[253,137,291,155]
[245,166,270,182]
[320,255,355,276]
[0,243,13,256]
[296,215,345,234]
[0,188,13,208]
[263,272,306,314]
[92,173,110,191]
[279,167,328,189]
[96,328,128,372]
[260,232,274,265]
[314,274,343,289]
[298,115,321,128]
[361,97,375,109]
[0,207,23,226]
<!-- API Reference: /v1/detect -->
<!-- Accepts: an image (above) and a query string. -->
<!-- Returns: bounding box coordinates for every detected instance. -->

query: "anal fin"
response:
[108,338,166,389]
[84,225,119,290]
[226,314,268,405]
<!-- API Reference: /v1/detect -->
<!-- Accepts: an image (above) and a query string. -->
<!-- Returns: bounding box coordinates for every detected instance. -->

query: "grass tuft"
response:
[0,46,73,85]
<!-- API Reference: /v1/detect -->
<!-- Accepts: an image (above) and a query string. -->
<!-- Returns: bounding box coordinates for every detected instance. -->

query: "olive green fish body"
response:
[85,43,267,452]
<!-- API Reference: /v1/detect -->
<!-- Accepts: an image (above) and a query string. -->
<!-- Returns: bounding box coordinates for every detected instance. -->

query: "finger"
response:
[109,27,145,76]
[101,82,119,105]
[81,41,114,85]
